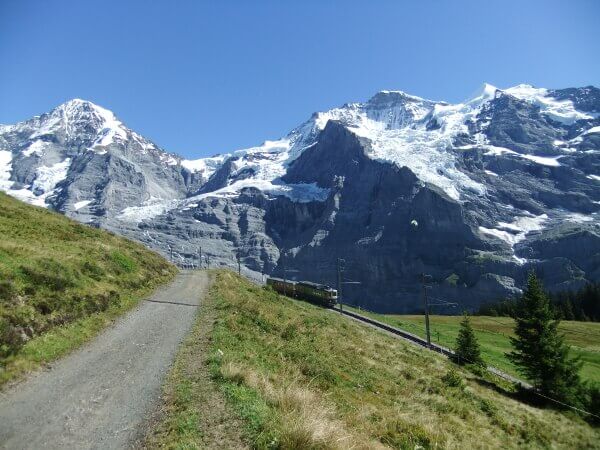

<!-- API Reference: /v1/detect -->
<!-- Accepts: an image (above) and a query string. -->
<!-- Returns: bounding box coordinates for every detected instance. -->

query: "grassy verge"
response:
[0,192,177,386]
[344,307,600,384]
[159,270,599,449]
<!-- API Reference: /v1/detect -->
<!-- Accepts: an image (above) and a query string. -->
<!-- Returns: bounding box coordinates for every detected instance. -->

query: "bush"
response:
[110,251,137,273]
[0,317,26,359]
[442,368,464,389]
[0,279,17,301]
[82,261,105,280]
[20,259,76,291]
[585,384,600,424]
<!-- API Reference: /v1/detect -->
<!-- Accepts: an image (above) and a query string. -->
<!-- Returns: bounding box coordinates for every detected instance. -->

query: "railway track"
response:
[245,270,531,389]
[331,305,531,389]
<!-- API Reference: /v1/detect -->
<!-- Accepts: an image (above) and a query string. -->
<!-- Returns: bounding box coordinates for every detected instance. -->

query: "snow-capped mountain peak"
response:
[468,82,500,103]
[46,98,128,147]
[0,84,598,310]
[176,83,599,205]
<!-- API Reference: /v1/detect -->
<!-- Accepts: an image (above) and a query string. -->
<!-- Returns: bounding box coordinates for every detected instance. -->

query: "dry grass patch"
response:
[220,362,382,449]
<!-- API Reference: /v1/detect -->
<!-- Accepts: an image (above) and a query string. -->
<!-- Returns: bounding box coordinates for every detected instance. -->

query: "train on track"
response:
[266,277,338,307]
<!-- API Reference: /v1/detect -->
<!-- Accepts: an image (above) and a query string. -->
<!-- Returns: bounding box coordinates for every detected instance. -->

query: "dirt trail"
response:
[0,270,208,450]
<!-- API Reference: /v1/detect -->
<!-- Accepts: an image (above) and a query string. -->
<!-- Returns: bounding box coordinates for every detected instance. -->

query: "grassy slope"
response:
[155,270,600,449]
[0,192,177,385]
[344,308,600,384]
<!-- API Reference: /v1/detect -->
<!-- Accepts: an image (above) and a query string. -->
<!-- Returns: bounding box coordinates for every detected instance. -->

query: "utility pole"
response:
[337,258,345,314]
[198,246,202,270]
[421,273,432,348]
[282,255,287,296]
[236,251,241,275]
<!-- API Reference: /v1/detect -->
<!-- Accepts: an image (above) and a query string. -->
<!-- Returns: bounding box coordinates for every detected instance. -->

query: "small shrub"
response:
[281,322,298,340]
[467,363,486,377]
[380,418,440,449]
[81,261,105,280]
[0,279,17,301]
[110,251,137,273]
[442,368,465,389]
[20,259,76,292]
[479,398,498,418]
[585,384,600,424]
[0,317,26,358]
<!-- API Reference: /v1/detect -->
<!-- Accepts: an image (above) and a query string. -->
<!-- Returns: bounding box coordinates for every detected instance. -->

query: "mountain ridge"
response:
[1,83,599,311]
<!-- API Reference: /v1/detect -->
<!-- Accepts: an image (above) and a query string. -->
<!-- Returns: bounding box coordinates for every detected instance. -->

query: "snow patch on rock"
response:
[480,144,563,167]
[505,84,597,124]
[31,159,71,194]
[0,150,13,190]
[74,200,92,210]
[479,213,548,263]
[22,140,48,157]
[182,155,227,178]
[117,197,178,223]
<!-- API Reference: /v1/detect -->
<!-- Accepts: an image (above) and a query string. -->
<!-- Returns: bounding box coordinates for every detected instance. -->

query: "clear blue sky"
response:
[1,0,599,159]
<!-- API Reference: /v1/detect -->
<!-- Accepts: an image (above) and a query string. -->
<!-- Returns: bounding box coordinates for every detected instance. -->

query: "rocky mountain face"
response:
[1,85,599,312]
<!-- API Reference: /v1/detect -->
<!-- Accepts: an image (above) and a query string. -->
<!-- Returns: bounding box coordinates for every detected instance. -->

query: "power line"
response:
[342,306,600,420]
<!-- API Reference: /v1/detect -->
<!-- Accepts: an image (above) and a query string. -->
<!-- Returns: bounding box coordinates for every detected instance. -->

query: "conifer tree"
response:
[455,313,484,366]
[507,272,583,404]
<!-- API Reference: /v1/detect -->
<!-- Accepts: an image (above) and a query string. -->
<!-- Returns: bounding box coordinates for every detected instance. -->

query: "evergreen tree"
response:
[563,299,575,321]
[507,273,583,404]
[455,313,484,366]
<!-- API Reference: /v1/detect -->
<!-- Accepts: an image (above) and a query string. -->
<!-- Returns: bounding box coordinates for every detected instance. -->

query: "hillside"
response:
[0,192,177,385]
[149,271,599,449]
[347,310,600,384]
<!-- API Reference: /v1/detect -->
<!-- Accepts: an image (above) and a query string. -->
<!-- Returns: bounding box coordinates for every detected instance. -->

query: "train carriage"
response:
[266,277,337,307]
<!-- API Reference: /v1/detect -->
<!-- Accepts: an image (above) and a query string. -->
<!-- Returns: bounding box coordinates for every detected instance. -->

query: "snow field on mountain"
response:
[117,197,179,223]
[0,149,71,206]
[482,145,563,167]
[22,140,48,157]
[181,154,227,179]
[505,84,599,124]
[0,150,12,190]
[7,159,72,207]
[479,213,549,263]
[73,200,92,210]
[344,86,496,200]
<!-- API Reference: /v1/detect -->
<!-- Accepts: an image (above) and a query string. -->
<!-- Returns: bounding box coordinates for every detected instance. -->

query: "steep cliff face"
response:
[279,121,486,311]
[1,85,599,312]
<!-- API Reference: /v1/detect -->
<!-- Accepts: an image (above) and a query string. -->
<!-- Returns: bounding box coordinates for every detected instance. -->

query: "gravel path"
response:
[0,270,208,450]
